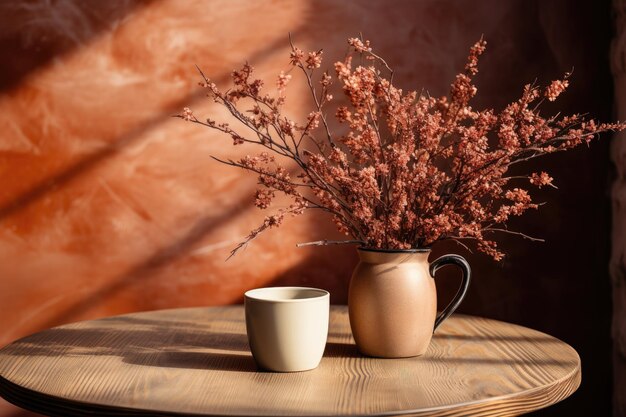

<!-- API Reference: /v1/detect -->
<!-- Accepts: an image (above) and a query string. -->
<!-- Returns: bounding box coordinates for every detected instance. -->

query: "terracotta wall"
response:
[0,1,615,416]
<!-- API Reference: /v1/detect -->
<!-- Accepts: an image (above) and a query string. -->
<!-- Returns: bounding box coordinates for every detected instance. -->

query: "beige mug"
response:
[244,287,330,372]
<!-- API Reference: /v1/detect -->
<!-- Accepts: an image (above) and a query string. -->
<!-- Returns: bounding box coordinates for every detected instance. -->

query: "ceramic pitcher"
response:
[348,248,471,358]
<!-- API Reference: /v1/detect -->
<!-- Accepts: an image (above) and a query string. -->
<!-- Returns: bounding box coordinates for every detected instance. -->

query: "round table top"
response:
[0,306,580,417]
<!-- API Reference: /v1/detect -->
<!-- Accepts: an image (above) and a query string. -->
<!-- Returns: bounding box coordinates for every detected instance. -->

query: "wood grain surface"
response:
[0,306,580,417]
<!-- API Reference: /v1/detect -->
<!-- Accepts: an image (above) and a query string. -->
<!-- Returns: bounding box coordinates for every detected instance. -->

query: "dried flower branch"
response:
[179,36,626,260]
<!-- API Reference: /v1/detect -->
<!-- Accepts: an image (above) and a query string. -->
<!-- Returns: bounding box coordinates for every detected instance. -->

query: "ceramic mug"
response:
[244,287,330,372]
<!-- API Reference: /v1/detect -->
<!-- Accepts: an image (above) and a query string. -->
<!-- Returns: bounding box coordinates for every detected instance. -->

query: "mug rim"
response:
[244,286,329,303]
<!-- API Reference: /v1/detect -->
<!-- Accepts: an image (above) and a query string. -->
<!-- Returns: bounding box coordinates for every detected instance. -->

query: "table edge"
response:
[0,306,582,417]
[0,361,582,417]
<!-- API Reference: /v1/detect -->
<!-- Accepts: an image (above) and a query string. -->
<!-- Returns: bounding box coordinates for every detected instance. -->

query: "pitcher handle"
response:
[429,254,471,332]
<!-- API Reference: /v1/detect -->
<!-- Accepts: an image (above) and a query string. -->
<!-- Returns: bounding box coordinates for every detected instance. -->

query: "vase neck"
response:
[357,248,430,264]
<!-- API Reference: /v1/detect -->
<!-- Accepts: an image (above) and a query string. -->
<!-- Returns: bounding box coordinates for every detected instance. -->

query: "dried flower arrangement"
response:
[179,36,625,260]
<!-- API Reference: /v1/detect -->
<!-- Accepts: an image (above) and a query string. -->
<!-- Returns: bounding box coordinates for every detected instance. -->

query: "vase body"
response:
[348,248,470,358]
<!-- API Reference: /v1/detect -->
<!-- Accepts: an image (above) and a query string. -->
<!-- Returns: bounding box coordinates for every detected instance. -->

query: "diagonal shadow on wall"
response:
[31,31,310,327]
[41,185,256,328]
[0,1,157,93]
[0,31,303,221]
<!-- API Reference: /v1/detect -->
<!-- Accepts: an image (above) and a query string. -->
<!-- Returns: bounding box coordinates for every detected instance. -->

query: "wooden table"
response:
[0,306,580,417]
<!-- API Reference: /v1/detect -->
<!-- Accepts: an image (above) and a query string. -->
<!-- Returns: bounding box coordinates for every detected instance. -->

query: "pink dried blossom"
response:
[348,37,372,53]
[306,50,323,69]
[181,36,626,260]
[529,172,554,188]
[305,111,321,130]
[289,47,304,66]
[181,107,194,121]
[276,71,291,91]
[545,76,570,101]
[465,38,486,76]
[254,189,274,209]
[320,72,332,87]
[231,134,245,145]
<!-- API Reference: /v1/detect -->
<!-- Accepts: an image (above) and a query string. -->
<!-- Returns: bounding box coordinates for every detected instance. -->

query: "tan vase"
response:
[348,248,471,358]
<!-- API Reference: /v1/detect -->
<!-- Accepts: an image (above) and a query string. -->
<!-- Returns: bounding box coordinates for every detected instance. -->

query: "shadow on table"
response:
[431,333,559,343]
[3,316,576,372]
[321,340,576,367]
[2,315,261,373]
[324,342,360,358]
[123,350,258,372]
[424,356,577,366]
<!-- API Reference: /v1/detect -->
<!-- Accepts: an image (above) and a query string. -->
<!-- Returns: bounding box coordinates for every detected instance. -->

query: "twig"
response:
[448,237,474,253]
[483,227,545,242]
[288,34,335,147]
[296,239,365,247]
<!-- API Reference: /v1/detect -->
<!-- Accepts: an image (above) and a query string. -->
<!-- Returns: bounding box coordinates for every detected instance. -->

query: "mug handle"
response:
[429,254,471,331]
